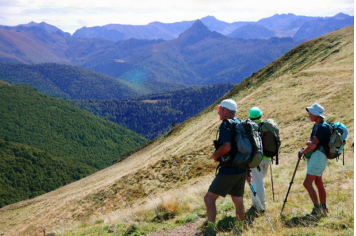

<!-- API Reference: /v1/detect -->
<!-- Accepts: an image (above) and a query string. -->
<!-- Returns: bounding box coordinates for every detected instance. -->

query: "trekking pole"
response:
[248,182,276,233]
[280,148,304,215]
[270,163,275,202]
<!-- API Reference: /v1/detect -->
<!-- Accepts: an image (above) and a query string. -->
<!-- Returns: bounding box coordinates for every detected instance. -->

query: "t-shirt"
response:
[217,119,247,175]
[310,121,332,153]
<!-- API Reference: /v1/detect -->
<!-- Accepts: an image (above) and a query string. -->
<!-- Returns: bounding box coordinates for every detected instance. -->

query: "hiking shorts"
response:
[307,150,327,176]
[208,173,246,197]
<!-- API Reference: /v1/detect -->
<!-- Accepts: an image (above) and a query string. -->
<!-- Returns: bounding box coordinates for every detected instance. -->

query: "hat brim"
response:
[214,106,221,110]
[306,107,325,118]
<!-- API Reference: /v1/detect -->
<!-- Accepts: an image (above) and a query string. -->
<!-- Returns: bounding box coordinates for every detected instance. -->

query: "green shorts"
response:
[307,150,327,176]
[208,173,247,197]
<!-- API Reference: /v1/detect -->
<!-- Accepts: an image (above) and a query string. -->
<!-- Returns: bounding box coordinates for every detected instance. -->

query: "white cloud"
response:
[0,0,353,34]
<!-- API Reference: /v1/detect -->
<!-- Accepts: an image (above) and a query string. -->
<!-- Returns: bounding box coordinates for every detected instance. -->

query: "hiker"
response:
[300,103,331,215]
[247,107,271,214]
[204,99,251,236]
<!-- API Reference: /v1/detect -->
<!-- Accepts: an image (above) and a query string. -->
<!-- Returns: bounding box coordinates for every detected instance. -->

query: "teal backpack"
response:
[326,122,348,164]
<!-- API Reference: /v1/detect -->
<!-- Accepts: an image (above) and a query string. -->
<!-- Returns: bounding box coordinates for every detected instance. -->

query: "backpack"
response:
[326,122,348,162]
[259,119,281,165]
[232,119,264,169]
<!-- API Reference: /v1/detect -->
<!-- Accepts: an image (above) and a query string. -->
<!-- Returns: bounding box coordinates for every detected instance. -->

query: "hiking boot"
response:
[203,227,216,236]
[321,203,329,216]
[245,205,260,224]
[311,204,322,216]
[248,206,259,214]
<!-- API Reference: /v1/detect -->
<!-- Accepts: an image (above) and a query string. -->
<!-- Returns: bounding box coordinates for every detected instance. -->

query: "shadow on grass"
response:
[216,216,236,232]
[244,207,261,226]
[281,214,321,228]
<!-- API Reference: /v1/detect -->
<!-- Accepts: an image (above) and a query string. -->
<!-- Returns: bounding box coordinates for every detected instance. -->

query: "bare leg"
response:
[204,192,220,223]
[303,174,319,204]
[315,175,326,203]
[231,196,244,221]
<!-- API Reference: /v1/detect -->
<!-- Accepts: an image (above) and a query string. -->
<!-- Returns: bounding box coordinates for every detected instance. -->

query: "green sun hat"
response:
[249,107,263,119]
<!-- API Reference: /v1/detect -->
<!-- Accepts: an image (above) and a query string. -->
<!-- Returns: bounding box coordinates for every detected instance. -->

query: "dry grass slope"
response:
[0,26,353,235]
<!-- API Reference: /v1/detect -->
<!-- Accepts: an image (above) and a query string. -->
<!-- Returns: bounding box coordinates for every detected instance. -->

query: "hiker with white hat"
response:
[203,99,250,236]
[299,103,331,216]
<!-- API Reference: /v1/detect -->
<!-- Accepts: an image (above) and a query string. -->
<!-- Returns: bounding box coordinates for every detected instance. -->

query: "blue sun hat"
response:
[306,103,325,118]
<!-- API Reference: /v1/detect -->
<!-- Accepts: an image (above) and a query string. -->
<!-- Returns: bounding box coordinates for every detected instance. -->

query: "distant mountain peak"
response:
[333,13,351,20]
[177,20,222,45]
[18,21,65,34]
[201,15,218,20]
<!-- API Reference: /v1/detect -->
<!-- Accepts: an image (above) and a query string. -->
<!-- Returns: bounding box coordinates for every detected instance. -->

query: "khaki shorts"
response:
[307,150,327,176]
[208,173,247,197]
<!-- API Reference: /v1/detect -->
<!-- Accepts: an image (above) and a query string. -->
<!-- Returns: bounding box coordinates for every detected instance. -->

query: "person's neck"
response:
[315,117,323,125]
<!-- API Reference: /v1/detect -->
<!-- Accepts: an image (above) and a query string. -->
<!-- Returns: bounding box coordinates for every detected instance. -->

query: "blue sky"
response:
[0,0,354,34]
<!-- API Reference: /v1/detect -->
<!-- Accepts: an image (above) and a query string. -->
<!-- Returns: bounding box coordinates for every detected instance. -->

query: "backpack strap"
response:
[342,146,344,165]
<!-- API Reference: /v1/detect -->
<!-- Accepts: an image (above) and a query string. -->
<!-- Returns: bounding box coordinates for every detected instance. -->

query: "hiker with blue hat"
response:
[299,103,331,216]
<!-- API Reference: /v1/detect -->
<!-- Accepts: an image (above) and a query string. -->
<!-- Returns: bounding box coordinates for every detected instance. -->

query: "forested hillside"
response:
[72,83,235,139]
[0,139,94,207]
[0,63,141,99]
[0,83,147,206]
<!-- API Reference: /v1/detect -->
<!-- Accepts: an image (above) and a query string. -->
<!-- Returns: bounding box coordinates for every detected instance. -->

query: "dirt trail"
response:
[147,218,205,236]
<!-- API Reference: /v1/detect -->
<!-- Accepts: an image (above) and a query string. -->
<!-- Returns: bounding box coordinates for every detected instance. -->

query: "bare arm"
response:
[301,136,320,155]
[212,142,231,162]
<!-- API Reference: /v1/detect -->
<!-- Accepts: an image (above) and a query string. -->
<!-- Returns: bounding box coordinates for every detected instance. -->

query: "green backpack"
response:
[260,119,281,164]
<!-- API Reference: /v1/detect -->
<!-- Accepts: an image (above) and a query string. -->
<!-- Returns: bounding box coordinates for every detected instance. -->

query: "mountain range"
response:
[71,13,353,41]
[0,20,300,94]
[0,13,353,95]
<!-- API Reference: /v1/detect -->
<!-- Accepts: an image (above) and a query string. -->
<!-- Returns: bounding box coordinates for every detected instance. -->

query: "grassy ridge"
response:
[59,26,354,235]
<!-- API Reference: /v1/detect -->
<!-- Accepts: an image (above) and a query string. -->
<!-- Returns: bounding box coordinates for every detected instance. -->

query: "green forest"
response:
[72,83,235,139]
[0,63,141,99]
[0,83,147,206]
[0,139,94,207]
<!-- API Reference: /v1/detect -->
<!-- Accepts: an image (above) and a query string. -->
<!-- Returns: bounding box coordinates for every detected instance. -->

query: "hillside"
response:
[0,26,353,235]
[0,63,142,99]
[71,83,235,139]
[0,139,94,207]
[0,26,69,64]
[0,84,147,206]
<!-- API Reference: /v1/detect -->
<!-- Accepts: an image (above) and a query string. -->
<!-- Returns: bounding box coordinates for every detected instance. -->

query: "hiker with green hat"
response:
[299,103,331,216]
[204,99,250,236]
[246,107,272,215]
